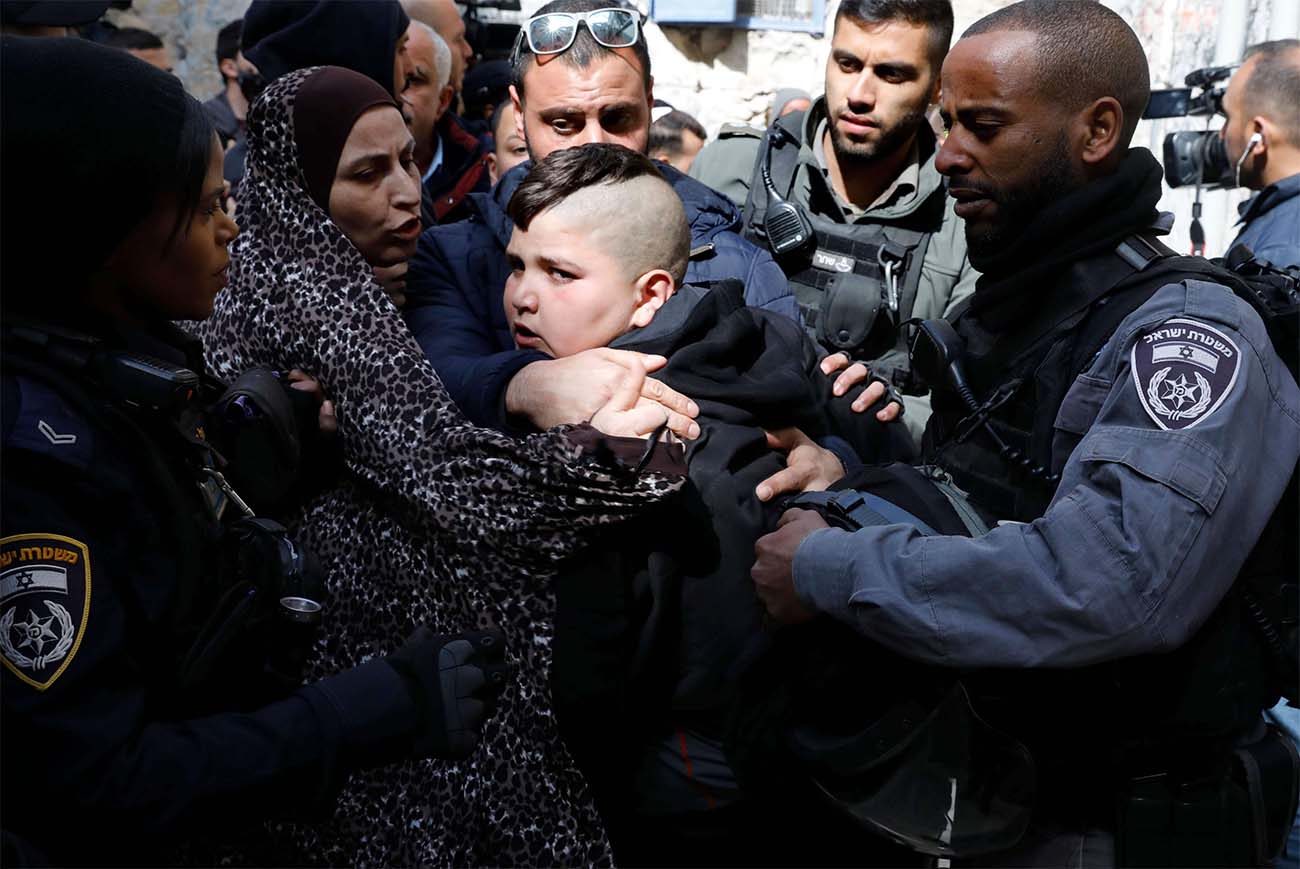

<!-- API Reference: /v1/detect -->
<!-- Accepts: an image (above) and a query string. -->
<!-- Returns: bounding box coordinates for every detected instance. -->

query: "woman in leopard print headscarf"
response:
[195,66,683,867]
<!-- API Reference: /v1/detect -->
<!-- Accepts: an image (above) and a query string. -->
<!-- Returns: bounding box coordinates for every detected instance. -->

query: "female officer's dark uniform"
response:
[0,36,505,865]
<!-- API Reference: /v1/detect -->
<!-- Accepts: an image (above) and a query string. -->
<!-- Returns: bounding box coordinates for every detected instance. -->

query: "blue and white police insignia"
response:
[1132,318,1241,430]
[0,534,91,691]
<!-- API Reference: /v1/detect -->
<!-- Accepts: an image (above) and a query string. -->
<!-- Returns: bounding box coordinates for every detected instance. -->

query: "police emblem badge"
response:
[1132,317,1241,431]
[0,534,91,690]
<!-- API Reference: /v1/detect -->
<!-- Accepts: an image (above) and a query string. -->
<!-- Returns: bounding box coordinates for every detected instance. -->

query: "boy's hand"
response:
[755,427,844,501]
[820,353,903,421]
[508,350,700,439]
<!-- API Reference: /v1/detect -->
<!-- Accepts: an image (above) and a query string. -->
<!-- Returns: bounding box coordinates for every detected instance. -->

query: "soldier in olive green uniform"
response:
[691,0,977,442]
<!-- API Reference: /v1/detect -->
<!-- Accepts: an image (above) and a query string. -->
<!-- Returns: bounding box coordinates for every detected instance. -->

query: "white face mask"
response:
[1235,132,1262,188]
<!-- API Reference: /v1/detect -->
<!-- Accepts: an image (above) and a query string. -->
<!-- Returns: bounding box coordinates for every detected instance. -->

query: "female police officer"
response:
[0,36,506,865]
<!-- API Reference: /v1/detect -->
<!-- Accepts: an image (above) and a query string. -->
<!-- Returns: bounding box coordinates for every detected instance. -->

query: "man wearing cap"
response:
[462,59,513,126]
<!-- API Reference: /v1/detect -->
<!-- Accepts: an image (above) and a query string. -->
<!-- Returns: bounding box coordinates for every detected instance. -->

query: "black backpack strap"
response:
[1062,233,1181,379]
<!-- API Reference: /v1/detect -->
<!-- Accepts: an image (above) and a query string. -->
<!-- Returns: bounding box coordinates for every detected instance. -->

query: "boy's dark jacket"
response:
[552,279,912,745]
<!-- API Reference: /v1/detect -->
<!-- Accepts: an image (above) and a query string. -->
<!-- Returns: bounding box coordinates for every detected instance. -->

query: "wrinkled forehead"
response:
[519,47,648,104]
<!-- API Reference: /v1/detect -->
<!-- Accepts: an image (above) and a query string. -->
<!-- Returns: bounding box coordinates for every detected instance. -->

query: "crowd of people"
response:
[2,0,1298,866]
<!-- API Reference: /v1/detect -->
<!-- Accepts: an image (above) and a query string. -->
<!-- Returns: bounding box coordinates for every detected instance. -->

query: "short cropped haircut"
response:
[411,20,453,93]
[217,19,242,67]
[511,0,651,101]
[649,109,707,158]
[836,0,953,73]
[507,143,691,285]
[964,0,1150,147]
[1242,39,1300,145]
[101,27,164,51]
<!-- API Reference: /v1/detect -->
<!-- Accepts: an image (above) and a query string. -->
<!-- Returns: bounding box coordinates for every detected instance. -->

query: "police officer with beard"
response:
[1,37,506,866]
[750,1,1300,864]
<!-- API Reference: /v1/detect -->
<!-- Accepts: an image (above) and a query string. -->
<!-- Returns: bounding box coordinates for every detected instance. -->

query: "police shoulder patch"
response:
[1131,317,1241,431]
[0,534,91,691]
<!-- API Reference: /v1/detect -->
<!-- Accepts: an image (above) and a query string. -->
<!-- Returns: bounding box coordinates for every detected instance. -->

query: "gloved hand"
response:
[385,627,509,759]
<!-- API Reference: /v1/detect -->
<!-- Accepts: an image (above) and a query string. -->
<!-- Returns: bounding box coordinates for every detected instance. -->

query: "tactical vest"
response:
[1,323,321,714]
[921,234,1183,523]
[740,111,947,383]
[921,235,1297,771]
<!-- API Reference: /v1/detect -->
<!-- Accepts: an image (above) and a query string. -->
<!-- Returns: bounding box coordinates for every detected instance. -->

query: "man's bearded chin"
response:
[830,106,926,165]
[963,135,1080,271]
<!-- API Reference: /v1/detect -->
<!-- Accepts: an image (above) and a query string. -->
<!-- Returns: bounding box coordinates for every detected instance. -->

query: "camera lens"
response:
[1198,133,1231,186]
[1162,130,1234,188]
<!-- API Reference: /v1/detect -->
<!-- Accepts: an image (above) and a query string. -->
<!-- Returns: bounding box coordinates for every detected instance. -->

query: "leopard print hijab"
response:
[195,67,681,866]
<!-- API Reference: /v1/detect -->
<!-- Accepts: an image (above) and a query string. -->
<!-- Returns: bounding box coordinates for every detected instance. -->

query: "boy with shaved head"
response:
[504,148,691,362]
[508,144,912,864]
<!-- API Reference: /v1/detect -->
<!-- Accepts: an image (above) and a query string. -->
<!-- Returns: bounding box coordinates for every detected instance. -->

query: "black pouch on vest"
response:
[816,270,893,358]
[1116,726,1299,867]
[210,367,305,509]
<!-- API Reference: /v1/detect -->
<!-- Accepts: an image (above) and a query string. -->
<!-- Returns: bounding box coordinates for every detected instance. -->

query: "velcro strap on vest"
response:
[791,489,939,536]
[788,230,909,287]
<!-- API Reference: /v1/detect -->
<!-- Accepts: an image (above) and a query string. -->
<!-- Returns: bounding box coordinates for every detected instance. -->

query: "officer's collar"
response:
[969,148,1165,333]
[95,319,207,373]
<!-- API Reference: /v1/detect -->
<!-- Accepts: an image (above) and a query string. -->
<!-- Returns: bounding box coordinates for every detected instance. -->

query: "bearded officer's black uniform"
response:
[787,148,1300,864]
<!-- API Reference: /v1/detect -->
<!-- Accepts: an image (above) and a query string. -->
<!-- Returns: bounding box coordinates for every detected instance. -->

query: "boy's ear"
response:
[629,269,675,329]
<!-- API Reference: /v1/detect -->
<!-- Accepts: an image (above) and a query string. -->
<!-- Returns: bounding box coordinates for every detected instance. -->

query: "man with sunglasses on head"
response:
[403,0,810,446]
[692,0,978,445]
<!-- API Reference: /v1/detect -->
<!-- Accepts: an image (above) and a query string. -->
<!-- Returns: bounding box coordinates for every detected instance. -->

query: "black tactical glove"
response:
[386,627,509,759]
[866,372,906,417]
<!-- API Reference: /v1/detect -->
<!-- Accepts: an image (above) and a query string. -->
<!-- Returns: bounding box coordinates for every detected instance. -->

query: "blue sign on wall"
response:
[650,0,824,33]
[650,0,737,24]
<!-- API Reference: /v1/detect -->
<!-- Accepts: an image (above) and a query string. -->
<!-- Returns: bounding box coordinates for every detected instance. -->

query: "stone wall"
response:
[132,0,246,101]
[138,0,1297,255]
